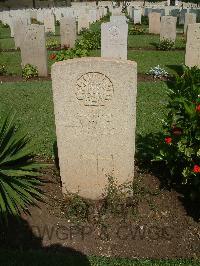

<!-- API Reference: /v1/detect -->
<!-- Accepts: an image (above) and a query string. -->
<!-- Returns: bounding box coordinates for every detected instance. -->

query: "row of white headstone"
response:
[14,11,200,77]
[148,12,196,37]
[0,6,107,37]
[11,7,106,77]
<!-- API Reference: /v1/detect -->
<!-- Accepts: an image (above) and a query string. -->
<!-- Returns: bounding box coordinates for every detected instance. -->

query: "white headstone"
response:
[101,22,128,60]
[51,57,137,199]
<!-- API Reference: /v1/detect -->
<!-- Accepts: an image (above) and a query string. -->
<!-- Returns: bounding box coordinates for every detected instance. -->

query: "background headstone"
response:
[78,15,89,33]
[13,18,29,49]
[185,23,200,68]
[110,15,127,25]
[133,9,142,24]
[21,24,48,76]
[44,12,55,33]
[101,22,128,60]
[60,16,76,48]
[184,13,196,34]
[149,12,161,34]
[160,16,177,42]
[179,9,187,25]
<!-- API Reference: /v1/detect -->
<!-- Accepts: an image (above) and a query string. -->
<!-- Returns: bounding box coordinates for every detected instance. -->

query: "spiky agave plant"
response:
[0,112,45,220]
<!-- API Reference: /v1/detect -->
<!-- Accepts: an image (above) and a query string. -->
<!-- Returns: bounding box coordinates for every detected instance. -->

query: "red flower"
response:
[193,165,200,173]
[50,53,56,60]
[165,137,172,144]
[196,105,200,112]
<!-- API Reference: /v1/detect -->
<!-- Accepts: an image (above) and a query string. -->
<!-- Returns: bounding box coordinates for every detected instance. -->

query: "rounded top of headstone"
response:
[51,57,137,70]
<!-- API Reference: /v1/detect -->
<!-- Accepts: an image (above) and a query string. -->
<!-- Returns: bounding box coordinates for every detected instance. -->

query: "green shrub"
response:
[55,48,88,61]
[0,112,45,221]
[55,26,100,62]
[22,64,38,80]
[46,38,59,49]
[76,28,101,50]
[157,39,175,51]
[128,26,145,35]
[100,12,111,22]
[0,64,7,75]
[155,66,200,202]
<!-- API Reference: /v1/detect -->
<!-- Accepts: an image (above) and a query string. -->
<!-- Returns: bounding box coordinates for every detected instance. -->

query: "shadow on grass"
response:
[166,64,184,76]
[136,132,170,188]
[136,132,200,221]
[149,42,158,48]
[0,215,91,266]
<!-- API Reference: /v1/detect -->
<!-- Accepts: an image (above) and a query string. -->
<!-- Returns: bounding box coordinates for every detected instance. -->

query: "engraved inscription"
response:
[76,72,114,106]
[109,26,120,41]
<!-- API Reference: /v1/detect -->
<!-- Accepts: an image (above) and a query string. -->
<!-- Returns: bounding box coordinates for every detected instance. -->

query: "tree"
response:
[33,0,36,8]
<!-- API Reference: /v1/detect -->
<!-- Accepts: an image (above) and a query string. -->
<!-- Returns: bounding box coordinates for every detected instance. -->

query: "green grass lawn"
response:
[0,35,61,50]
[0,49,185,76]
[89,49,184,74]
[0,249,199,266]
[0,25,11,38]
[0,50,22,75]
[128,34,185,49]
[0,50,58,75]
[0,34,185,51]
[128,50,185,74]
[0,80,168,157]
[0,37,15,49]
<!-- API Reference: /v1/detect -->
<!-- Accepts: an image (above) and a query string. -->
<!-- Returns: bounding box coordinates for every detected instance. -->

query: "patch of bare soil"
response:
[137,73,169,82]
[0,163,199,259]
[0,74,168,83]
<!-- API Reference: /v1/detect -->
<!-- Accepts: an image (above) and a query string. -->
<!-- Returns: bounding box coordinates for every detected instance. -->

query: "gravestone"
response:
[128,6,133,19]
[184,13,196,34]
[179,9,187,25]
[44,13,55,33]
[60,16,76,48]
[13,18,29,49]
[101,22,128,60]
[165,7,170,16]
[160,16,177,42]
[185,23,200,68]
[21,24,48,77]
[110,15,127,25]
[189,9,200,23]
[89,9,97,24]
[170,9,180,18]
[78,15,89,33]
[51,57,137,199]
[30,10,37,20]
[160,9,165,17]
[112,7,121,16]
[149,12,161,34]
[144,8,152,17]
[152,8,165,16]
[133,9,142,24]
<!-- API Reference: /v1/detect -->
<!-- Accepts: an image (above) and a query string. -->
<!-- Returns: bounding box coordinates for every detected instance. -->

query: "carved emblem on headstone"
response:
[76,72,114,106]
